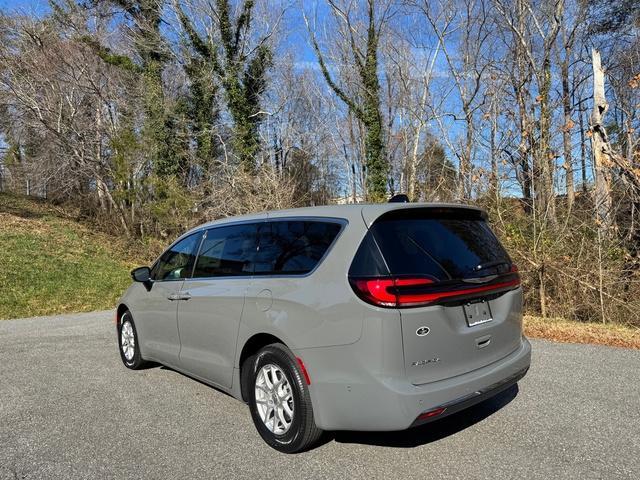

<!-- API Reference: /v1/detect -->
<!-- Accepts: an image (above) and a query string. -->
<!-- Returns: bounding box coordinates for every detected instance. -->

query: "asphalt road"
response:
[0,311,638,480]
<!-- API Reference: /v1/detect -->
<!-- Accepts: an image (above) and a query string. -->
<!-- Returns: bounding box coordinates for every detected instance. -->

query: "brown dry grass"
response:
[524,315,640,349]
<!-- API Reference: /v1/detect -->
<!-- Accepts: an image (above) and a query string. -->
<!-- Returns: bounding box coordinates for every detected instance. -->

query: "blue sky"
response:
[0,0,50,14]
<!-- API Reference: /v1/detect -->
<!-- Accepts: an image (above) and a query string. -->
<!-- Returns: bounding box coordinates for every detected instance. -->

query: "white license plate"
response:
[463,300,493,327]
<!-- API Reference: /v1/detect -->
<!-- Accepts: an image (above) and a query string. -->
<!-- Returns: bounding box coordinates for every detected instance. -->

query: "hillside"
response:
[2,192,638,348]
[0,193,157,320]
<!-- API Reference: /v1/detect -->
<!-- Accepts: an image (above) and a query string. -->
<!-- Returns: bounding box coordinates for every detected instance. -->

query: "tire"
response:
[245,343,323,453]
[117,310,148,370]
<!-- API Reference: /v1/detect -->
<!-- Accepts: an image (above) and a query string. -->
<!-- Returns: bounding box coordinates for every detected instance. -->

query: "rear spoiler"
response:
[361,203,487,228]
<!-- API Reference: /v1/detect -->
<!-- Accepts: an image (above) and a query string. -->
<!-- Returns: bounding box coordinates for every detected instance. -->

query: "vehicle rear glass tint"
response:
[348,232,389,277]
[370,209,510,280]
[254,220,342,275]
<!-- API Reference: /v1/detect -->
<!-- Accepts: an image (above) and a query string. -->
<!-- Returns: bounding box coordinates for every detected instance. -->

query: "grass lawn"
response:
[524,315,640,350]
[0,193,157,320]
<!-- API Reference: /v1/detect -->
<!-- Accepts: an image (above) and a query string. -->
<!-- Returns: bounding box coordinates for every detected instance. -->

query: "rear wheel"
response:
[118,311,147,370]
[246,344,323,453]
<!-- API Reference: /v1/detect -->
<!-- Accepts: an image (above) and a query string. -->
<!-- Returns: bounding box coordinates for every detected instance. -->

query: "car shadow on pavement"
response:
[327,383,519,449]
[158,365,238,399]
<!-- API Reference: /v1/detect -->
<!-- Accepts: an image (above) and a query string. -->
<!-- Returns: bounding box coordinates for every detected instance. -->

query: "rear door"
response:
[354,207,522,385]
[176,222,260,388]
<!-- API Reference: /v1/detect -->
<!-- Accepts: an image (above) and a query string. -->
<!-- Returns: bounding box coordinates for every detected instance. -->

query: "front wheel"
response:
[118,311,148,370]
[246,344,323,453]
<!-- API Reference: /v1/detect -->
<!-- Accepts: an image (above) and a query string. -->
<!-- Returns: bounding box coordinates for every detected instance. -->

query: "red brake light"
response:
[350,274,520,308]
[353,277,435,307]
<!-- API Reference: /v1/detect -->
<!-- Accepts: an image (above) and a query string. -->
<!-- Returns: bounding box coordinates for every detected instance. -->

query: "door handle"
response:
[475,335,492,349]
[167,292,191,301]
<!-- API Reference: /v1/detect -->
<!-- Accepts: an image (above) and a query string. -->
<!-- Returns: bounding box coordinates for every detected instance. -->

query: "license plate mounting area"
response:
[463,300,493,327]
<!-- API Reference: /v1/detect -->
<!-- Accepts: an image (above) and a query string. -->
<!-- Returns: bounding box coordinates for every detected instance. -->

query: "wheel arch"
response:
[238,333,288,402]
[116,303,130,326]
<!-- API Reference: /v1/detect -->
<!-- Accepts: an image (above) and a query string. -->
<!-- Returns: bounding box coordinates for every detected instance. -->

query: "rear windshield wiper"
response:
[473,260,510,272]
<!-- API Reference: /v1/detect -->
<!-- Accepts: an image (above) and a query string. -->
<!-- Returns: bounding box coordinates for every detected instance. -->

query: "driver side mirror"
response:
[131,266,153,291]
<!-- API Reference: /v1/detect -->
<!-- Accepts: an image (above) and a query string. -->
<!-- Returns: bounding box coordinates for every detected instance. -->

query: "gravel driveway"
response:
[1,310,638,479]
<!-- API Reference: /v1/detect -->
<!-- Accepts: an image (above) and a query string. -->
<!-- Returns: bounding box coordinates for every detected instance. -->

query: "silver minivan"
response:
[117,203,531,453]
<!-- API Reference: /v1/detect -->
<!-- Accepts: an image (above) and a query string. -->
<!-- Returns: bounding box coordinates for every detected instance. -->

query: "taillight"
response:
[352,277,435,307]
[350,274,520,308]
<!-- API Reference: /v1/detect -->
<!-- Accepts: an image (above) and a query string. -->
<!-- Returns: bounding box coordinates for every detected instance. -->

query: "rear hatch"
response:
[350,206,523,385]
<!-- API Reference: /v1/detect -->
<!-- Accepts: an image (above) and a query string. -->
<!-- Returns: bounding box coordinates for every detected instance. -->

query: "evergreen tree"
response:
[177,0,272,172]
[77,0,182,179]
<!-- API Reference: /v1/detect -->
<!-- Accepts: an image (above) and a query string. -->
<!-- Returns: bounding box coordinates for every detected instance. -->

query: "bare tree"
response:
[558,0,586,211]
[304,0,393,201]
[0,13,133,231]
[590,49,615,232]
[414,0,492,200]
[494,0,564,223]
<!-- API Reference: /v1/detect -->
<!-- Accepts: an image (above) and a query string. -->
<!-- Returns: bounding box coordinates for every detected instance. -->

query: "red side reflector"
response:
[296,357,311,385]
[417,407,446,421]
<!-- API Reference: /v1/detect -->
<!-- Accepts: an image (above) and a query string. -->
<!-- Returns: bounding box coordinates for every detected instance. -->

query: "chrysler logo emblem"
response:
[416,326,430,336]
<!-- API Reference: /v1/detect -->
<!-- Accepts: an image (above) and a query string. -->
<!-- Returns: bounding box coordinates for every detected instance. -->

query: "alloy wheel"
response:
[121,320,135,362]
[254,364,295,435]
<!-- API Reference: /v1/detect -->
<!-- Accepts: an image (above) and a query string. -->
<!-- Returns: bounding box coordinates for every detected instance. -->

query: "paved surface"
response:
[0,311,638,479]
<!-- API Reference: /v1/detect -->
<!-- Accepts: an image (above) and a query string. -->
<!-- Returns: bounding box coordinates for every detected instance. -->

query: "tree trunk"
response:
[537,55,556,223]
[561,59,575,210]
[459,116,473,200]
[579,102,588,193]
[490,97,499,200]
[408,81,429,202]
[589,49,614,234]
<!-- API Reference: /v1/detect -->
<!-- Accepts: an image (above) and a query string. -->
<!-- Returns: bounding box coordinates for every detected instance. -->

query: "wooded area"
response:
[0,0,639,325]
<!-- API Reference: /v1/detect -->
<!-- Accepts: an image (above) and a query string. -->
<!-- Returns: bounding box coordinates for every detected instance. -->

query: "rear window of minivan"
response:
[352,208,511,281]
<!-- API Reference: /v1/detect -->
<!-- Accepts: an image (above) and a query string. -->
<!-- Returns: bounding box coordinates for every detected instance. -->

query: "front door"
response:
[134,231,202,365]
[177,222,260,388]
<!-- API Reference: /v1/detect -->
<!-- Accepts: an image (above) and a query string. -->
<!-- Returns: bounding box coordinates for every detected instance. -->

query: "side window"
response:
[192,224,259,278]
[254,220,342,275]
[151,232,203,281]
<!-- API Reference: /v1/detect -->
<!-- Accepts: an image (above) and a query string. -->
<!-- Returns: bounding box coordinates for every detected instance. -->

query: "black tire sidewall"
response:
[118,311,142,369]
[248,346,310,452]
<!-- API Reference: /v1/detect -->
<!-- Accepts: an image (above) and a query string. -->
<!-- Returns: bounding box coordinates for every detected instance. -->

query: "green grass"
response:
[0,193,157,319]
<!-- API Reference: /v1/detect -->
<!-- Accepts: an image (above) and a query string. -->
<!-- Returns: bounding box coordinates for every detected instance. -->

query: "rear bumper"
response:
[298,337,531,431]
[408,365,528,428]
